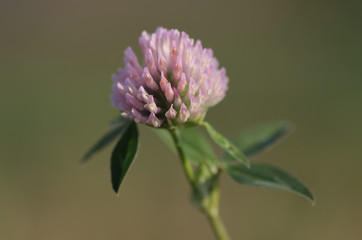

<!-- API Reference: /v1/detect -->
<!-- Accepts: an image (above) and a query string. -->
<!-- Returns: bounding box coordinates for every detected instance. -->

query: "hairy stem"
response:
[169,128,231,240]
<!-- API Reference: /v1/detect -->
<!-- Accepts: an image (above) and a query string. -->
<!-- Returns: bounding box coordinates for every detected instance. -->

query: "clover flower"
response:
[110,27,228,128]
[85,26,314,240]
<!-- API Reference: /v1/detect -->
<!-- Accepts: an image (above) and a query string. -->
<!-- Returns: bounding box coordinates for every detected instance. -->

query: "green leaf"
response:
[202,122,249,167]
[110,115,128,126]
[111,121,139,193]
[223,121,293,162]
[154,127,218,166]
[225,162,314,203]
[82,119,131,163]
[179,127,218,165]
[154,128,176,153]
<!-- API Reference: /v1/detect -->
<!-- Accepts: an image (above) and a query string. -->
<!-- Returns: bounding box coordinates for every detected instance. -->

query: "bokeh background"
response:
[1,0,361,239]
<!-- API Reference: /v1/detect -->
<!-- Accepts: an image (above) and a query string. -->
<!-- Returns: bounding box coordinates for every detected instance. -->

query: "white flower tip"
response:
[147,113,162,127]
[178,103,190,123]
[165,104,177,119]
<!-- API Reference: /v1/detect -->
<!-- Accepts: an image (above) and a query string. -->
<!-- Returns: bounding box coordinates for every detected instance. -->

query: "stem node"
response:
[169,128,232,240]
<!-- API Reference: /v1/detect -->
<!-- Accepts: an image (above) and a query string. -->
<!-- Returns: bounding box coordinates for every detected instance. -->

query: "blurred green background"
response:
[1,0,361,239]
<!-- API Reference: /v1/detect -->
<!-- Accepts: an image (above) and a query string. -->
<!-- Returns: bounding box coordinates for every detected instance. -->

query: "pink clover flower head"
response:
[110,27,229,128]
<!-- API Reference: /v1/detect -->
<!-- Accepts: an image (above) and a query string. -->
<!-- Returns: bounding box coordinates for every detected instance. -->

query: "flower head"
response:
[110,27,228,128]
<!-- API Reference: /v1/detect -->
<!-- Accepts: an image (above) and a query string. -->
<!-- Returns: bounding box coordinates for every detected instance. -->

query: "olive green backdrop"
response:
[1,0,361,239]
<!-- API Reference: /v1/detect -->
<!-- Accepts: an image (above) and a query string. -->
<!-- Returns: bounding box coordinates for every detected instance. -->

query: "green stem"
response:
[205,206,231,240]
[169,128,231,240]
[169,128,196,188]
